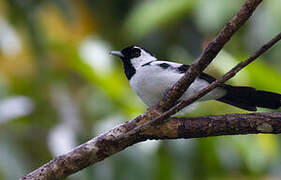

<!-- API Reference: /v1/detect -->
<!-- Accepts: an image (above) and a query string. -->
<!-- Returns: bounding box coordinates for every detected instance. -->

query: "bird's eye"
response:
[130,48,141,58]
[121,46,141,59]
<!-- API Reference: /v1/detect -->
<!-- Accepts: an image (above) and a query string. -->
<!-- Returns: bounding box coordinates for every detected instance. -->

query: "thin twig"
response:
[122,31,281,138]
[20,1,264,179]
[158,0,263,112]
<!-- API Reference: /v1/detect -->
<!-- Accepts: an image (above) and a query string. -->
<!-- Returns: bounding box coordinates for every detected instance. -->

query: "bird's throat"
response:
[122,59,136,80]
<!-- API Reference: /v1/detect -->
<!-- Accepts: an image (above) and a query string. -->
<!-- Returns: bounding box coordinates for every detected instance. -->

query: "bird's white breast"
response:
[129,62,226,107]
[130,65,181,106]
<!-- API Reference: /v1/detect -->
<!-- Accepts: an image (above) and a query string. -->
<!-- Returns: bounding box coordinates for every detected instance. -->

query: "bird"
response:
[110,45,281,112]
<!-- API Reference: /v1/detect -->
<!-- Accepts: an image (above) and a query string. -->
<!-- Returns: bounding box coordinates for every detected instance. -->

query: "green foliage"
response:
[0,0,280,179]
[124,0,196,39]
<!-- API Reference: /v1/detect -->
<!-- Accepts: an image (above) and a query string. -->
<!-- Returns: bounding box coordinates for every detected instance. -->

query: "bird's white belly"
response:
[130,68,173,106]
[130,67,226,107]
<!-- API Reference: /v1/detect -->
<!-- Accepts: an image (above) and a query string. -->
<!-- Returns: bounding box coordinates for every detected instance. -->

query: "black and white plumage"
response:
[110,45,281,112]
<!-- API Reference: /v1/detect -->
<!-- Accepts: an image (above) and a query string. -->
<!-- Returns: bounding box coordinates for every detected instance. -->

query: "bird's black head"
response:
[110,45,141,61]
[121,45,142,60]
[110,45,156,80]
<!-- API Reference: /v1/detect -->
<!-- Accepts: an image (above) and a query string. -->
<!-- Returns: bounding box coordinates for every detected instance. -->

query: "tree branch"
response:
[145,113,281,139]
[128,0,263,131]
[20,113,281,180]
[20,0,270,179]
[119,31,281,139]
[158,0,262,111]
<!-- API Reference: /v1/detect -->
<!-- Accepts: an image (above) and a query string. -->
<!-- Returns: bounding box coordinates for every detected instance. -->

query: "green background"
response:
[0,0,281,179]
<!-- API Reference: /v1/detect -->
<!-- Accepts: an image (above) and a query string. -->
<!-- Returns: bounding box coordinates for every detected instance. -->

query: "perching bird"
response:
[110,45,281,112]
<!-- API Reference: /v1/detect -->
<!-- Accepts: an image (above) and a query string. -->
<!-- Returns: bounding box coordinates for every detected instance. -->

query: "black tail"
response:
[217,85,281,111]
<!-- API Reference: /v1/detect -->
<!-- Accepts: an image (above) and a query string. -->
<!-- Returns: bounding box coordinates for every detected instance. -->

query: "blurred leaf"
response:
[209,50,250,85]
[1,0,281,179]
[194,0,243,33]
[231,135,278,175]
[155,143,173,180]
[257,134,279,159]
[51,41,144,116]
[49,0,73,20]
[124,0,196,39]
[246,61,281,92]
[0,139,26,180]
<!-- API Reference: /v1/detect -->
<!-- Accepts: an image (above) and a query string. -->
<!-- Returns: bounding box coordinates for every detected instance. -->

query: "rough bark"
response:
[158,0,263,111]
[118,31,281,139]
[20,0,277,179]
[20,113,281,180]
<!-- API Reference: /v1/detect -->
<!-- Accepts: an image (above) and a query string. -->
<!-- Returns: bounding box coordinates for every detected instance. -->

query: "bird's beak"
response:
[110,51,124,58]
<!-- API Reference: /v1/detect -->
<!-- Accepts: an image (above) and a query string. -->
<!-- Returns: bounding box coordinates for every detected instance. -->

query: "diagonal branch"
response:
[20,30,281,179]
[120,31,281,139]
[158,0,263,112]
[20,0,266,179]
[130,0,263,130]
[20,112,281,180]
[116,0,263,137]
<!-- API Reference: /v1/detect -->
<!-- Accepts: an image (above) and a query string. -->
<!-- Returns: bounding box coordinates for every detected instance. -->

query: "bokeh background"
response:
[0,0,281,179]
